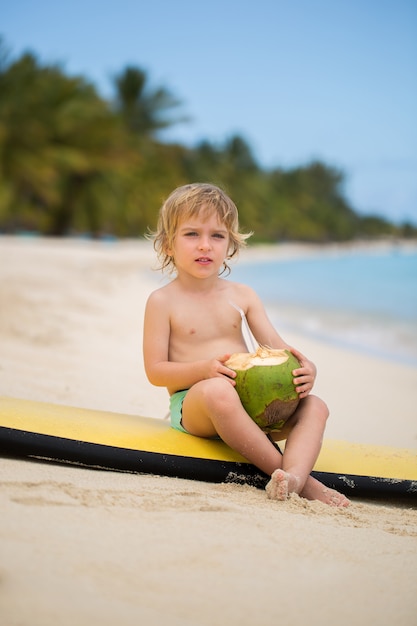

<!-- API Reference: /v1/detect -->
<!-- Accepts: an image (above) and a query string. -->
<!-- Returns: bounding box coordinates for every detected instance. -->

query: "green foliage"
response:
[262,163,360,242]
[0,41,410,240]
[113,66,186,136]
[0,48,130,235]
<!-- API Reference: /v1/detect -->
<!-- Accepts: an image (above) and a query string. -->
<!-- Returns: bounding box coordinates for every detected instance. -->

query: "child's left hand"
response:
[289,346,317,398]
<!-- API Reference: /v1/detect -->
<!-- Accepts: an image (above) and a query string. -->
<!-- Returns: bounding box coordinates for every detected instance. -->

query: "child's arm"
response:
[143,290,236,391]
[243,285,317,397]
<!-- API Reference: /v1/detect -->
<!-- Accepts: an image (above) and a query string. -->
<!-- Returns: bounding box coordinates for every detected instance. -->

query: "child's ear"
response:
[164,242,173,257]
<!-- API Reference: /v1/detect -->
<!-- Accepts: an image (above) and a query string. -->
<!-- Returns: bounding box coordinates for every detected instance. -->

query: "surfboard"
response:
[0,396,416,499]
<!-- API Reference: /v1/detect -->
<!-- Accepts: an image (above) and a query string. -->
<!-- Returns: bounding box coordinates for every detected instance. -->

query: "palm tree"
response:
[0,49,129,235]
[113,66,186,137]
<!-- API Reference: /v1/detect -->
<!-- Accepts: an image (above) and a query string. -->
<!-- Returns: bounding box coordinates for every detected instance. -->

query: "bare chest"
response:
[171,301,238,341]
[168,294,246,359]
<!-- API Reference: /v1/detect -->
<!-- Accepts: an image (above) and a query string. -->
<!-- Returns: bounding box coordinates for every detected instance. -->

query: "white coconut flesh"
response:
[226,347,290,370]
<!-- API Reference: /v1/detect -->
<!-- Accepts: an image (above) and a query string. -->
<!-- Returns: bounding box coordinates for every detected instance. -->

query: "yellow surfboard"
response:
[1,396,416,498]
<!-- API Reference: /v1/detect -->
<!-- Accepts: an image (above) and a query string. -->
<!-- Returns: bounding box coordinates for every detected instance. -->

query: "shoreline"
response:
[267,301,417,369]
[236,238,417,368]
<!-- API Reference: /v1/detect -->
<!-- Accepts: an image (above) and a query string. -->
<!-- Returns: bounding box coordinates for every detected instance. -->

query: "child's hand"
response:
[289,347,317,398]
[205,354,237,385]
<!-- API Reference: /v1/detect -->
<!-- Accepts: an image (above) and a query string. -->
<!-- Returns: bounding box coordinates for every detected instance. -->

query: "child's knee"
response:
[198,377,237,406]
[304,394,329,422]
[315,396,329,421]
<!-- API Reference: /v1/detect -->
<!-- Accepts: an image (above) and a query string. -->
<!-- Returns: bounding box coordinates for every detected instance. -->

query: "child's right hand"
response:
[205,354,237,385]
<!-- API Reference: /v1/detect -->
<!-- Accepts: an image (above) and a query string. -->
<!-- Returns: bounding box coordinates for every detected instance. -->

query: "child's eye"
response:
[213,233,226,239]
[184,231,198,237]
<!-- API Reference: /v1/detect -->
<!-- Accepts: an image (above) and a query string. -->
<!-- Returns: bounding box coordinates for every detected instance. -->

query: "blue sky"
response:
[2,0,417,224]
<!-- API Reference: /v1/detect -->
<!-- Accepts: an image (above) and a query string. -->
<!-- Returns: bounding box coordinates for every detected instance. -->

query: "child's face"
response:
[168,210,230,278]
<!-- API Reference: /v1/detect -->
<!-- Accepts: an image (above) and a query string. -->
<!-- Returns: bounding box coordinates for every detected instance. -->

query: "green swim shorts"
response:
[169,389,190,434]
[169,389,221,440]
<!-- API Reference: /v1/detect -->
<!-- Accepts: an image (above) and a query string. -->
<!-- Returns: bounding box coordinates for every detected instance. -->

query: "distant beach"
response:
[1,236,416,626]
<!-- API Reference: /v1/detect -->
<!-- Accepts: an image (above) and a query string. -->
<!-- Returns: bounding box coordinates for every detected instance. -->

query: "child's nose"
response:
[199,237,211,250]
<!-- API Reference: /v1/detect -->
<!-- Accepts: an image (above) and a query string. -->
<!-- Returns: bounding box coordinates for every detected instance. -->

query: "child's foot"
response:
[301,477,350,507]
[313,486,350,507]
[265,469,300,501]
[327,489,349,507]
[266,471,350,507]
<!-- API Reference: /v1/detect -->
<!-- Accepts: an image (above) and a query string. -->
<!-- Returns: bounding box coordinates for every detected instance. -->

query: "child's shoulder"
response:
[146,280,177,304]
[224,279,262,309]
[227,279,259,299]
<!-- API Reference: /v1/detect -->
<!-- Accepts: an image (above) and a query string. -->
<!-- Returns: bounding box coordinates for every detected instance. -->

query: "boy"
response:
[143,183,349,506]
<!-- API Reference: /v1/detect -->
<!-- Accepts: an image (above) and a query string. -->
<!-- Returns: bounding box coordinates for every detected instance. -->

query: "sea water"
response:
[230,245,417,367]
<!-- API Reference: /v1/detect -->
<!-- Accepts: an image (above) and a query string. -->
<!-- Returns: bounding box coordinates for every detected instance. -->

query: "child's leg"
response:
[269,395,328,496]
[182,378,284,474]
[182,379,349,506]
[269,395,349,506]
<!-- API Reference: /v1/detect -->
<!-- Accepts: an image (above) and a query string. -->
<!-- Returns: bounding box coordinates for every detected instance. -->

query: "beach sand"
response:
[1,236,416,626]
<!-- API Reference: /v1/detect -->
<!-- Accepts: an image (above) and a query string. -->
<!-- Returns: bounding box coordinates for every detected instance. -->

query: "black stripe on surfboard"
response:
[1,427,416,499]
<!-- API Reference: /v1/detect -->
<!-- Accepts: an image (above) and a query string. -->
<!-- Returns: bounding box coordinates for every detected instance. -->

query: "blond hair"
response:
[149,183,252,275]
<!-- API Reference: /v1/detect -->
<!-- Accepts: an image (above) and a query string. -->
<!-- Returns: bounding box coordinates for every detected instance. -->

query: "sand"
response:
[1,236,416,626]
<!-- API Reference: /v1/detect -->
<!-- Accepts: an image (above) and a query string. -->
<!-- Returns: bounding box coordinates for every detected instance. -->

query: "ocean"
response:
[230,244,417,367]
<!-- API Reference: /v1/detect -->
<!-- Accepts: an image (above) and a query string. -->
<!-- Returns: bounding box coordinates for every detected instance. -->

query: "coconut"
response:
[225,346,301,432]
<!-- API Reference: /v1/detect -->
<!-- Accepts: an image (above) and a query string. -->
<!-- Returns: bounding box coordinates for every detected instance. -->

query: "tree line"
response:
[0,40,414,242]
